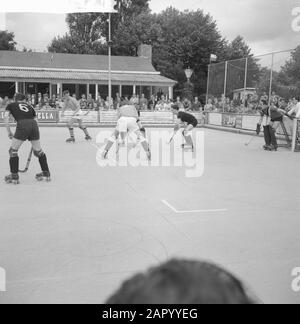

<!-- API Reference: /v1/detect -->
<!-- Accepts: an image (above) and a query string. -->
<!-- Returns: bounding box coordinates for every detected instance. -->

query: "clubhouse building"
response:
[0,45,176,100]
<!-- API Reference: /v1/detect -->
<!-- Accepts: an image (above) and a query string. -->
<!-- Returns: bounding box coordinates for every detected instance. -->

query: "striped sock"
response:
[81,127,89,137]
[69,128,74,138]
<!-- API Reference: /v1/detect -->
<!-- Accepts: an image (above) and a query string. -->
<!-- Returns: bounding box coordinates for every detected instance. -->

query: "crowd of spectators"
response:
[1,90,298,117]
[0,91,204,112]
[204,91,299,115]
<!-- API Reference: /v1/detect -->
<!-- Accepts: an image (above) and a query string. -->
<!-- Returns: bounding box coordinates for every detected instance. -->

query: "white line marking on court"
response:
[161,200,228,214]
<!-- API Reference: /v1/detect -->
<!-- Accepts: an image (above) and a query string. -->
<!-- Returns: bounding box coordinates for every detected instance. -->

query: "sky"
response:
[1,0,300,58]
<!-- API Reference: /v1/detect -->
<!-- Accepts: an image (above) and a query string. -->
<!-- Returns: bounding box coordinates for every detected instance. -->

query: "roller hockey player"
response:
[256,100,288,151]
[102,104,151,160]
[172,104,198,151]
[61,90,92,143]
[4,93,51,184]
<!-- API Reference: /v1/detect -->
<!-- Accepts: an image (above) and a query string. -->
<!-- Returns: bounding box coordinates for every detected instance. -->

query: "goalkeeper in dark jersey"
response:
[4,93,51,184]
[256,100,289,151]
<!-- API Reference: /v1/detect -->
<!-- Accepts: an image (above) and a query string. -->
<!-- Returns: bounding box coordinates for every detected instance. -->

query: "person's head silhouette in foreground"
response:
[106,259,259,304]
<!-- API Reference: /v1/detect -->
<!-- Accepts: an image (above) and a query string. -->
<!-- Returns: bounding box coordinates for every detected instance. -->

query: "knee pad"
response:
[34,150,45,158]
[183,130,192,137]
[108,130,119,143]
[9,148,18,157]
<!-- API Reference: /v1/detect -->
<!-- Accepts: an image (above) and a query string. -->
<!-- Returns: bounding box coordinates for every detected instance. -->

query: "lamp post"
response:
[185,68,193,82]
[183,68,194,101]
[107,13,113,110]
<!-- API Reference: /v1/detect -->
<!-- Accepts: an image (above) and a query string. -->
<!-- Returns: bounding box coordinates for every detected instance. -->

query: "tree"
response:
[152,8,226,97]
[112,12,162,56]
[224,36,251,60]
[47,5,256,99]
[48,1,150,54]
[220,36,260,97]
[0,31,16,50]
[278,46,300,86]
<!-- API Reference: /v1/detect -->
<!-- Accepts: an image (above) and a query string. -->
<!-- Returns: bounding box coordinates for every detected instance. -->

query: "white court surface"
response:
[0,126,299,304]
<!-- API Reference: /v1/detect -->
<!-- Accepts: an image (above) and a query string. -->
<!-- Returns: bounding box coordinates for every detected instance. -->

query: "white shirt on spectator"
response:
[289,102,300,118]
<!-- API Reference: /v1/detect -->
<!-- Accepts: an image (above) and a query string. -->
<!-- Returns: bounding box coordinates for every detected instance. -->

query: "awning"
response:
[0,68,176,86]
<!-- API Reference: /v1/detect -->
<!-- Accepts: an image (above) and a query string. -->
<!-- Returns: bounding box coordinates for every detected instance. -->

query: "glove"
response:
[8,131,13,140]
[256,124,261,135]
[174,124,180,132]
[285,113,295,120]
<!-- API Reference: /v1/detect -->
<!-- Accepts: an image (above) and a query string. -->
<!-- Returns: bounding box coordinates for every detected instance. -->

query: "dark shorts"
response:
[271,116,283,123]
[187,120,198,128]
[14,119,40,142]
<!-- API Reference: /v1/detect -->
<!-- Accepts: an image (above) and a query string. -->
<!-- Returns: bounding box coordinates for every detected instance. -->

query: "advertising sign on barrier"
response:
[208,113,222,126]
[0,109,58,123]
[0,110,13,123]
[222,114,243,129]
[36,110,58,123]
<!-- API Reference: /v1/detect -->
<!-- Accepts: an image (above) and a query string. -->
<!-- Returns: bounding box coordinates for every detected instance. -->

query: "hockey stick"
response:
[19,148,33,173]
[167,132,176,144]
[245,135,257,146]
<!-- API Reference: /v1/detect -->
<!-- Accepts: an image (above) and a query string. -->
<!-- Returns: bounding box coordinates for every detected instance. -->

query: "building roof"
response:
[0,50,156,73]
[0,67,176,86]
[0,51,176,86]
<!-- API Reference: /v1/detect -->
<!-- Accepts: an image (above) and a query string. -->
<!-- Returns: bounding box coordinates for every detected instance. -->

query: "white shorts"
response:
[117,117,139,133]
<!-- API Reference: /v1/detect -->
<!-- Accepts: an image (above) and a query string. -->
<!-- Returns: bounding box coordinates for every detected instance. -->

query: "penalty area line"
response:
[161,200,228,214]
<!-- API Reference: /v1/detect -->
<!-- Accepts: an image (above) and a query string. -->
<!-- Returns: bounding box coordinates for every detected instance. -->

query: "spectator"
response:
[95,94,104,111]
[87,94,95,110]
[192,97,202,111]
[30,94,36,107]
[80,94,87,110]
[26,94,32,105]
[288,97,300,118]
[183,98,192,111]
[115,93,121,109]
[130,94,139,106]
[43,94,49,106]
[204,98,214,112]
[175,96,184,110]
[37,93,43,109]
[148,95,156,111]
[155,100,164,111]
[105,96,114,110]
[49,95,57,109]
[106,259,258,304]
[140,94,148,110]
[260,92,268,102]
[56,97,64,109]
[157,88,164,100]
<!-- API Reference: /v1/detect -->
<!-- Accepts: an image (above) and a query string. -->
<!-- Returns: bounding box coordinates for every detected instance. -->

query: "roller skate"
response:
[85,135,92,141]
[264,144,277,151]
[36,171,51,182]
[5,173,20,185]
[66,137,75,143]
